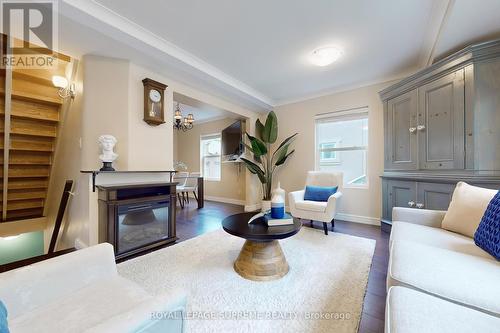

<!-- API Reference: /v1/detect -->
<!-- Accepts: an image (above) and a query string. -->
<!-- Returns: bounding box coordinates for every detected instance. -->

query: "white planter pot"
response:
[261,200,271,212]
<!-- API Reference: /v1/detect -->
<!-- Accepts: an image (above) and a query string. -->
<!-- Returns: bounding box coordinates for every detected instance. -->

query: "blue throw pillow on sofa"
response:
[474,190,500,260]
[0,300,9,333]
[304,185,338,202]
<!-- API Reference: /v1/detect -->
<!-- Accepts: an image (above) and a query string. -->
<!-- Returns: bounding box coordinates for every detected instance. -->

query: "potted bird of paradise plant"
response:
[241,111,298,211]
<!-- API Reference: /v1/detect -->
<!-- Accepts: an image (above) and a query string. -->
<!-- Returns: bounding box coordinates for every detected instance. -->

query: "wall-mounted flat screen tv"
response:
[222,120,243,160]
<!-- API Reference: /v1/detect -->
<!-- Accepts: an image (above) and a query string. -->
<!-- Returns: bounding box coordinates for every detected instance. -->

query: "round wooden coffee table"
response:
[222,212,301,281]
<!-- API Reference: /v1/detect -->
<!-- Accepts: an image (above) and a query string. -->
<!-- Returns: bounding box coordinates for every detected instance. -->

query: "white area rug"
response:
[118,227,376,333]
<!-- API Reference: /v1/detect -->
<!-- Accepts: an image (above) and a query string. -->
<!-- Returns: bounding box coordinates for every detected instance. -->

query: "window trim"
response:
[200,133,222,181]
[314,107,369,189]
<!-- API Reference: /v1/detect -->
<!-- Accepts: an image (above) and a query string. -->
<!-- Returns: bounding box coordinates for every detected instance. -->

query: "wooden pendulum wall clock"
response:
[142,78,168,126]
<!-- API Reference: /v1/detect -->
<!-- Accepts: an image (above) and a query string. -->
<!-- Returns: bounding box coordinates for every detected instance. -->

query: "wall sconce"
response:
[52,75,76,99]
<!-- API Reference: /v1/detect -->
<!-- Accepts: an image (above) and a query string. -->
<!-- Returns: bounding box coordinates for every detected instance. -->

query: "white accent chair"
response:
[289,171,343,235]
[0,243,187,333]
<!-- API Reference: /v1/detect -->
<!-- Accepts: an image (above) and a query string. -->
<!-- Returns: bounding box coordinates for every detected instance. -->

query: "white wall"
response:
[274,81,395,225]
[173,130,179,163]
[81,55,130,170]
[128,63,174,170]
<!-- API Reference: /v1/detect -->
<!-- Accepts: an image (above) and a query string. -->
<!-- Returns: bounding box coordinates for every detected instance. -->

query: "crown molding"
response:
[273,70,418,107]
[61,0,275,108]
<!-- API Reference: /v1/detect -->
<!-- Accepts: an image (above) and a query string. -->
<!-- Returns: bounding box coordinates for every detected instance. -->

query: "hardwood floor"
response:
[175,200,389,333]
[176,200,244,242]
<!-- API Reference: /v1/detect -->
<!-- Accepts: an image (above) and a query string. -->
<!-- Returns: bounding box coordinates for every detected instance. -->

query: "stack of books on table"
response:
[264,212,294,226]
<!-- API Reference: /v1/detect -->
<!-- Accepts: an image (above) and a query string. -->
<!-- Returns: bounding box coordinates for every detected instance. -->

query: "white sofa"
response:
[0,243,187,333]
[289,171,343,235]
[386,207,500,333]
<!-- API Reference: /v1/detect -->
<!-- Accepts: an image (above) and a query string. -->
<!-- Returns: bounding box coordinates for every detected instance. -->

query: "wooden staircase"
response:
[1,36,71,222]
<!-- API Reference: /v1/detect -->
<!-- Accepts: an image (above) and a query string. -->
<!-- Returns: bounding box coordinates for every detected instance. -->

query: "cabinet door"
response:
[416,182,455,211]
[418,70,465,169]
[386,90,418,170]
[387,180,417,218]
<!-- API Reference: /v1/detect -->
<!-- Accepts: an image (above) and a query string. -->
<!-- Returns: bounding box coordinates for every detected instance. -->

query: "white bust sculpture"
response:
[98,135,118,163]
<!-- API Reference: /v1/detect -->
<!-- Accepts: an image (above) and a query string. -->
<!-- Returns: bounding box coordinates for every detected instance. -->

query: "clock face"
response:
[149,89,162,103]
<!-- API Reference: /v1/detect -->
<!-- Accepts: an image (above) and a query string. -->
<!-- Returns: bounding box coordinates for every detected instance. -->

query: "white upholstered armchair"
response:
[289,171,343,235]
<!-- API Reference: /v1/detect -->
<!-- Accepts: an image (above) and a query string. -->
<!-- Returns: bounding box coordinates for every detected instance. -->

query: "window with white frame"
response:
[200,134,221,181]
[315,108,369,187]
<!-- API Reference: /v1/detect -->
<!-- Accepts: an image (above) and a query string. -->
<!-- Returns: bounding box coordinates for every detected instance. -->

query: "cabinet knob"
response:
[409,127,417,133]
[408,201,416,207]
[417,125,426,131]
[416,203,424,209]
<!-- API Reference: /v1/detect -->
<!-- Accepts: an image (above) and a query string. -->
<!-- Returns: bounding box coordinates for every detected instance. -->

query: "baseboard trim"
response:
[335,213,380,226]
[285,206,380,226]
[204,195,245,206]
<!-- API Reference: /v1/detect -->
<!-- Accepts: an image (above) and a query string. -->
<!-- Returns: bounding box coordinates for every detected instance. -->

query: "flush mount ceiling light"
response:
[309,46,343,66]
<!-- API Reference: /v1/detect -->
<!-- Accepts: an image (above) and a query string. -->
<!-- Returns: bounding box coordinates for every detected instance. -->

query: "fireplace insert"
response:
[98,182,177,260]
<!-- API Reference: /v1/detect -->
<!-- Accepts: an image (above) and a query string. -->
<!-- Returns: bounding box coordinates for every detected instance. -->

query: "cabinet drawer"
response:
[385,180,417,220]
[416,182,455,211]
[382,179,456,223]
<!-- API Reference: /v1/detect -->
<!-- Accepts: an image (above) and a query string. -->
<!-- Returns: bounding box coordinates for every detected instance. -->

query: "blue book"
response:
[264,212,294,226]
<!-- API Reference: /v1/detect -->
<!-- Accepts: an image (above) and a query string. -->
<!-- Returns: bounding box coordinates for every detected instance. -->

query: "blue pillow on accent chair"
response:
[474,190,500,260]
[304,185,338,202]
[0,300,9,333]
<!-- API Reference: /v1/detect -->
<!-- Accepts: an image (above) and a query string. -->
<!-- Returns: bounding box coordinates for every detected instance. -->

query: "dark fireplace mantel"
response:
[97,182,177,260]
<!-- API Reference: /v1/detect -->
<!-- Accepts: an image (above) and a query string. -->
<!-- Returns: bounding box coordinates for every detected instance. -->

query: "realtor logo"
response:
[1,0,58,69]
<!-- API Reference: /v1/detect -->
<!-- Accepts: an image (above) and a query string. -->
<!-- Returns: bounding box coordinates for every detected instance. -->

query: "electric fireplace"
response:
[97,182,177,260]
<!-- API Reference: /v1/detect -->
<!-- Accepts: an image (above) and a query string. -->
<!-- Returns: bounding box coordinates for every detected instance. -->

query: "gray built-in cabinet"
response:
[379,39,500,231]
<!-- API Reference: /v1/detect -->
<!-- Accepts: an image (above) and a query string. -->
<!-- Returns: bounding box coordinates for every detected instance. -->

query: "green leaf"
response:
[276,133,298,152]
[243,143,262,163]
[272,133,298,159]
[240,157,266,183]
[255,119,265,140]
[243,142,254,154]
[262,111,278,144]
[245,133,267,157]
[275,149,295,166]
[273,144,288,165]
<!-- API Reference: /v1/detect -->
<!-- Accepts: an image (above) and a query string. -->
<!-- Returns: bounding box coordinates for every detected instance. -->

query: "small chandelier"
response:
[173,102,194,131]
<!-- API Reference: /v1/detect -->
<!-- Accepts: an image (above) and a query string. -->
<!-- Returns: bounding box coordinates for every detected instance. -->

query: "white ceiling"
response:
[433,0,500,58]
[58,0,500,108]
[94,0,437,104]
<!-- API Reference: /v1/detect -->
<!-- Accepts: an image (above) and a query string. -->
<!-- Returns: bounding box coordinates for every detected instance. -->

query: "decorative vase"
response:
[261,200,271,213]
[271,192,285,219]
[273,182,286,202]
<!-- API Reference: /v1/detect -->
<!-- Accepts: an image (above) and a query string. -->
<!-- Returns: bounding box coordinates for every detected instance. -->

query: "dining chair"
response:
[179,172,201,206]
[174,171,189,208]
